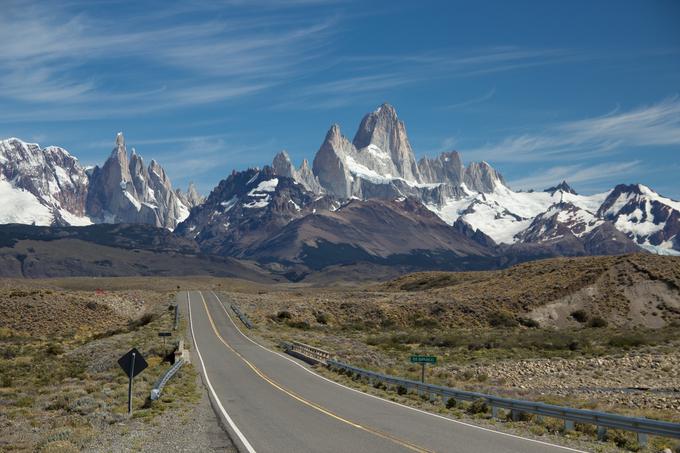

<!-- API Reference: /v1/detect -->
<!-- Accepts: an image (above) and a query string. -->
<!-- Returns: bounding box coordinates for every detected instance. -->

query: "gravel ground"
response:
[86,375,235,453]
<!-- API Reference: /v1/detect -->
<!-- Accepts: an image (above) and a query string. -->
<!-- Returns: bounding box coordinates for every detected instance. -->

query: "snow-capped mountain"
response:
[87,132,189,229]
[271,103,680,255]
[175,166,335,257]
[0,138,91,226]
[514,201,639,255]
[0,133,189,230]
[597,184,680,255]
[3,102,679,260]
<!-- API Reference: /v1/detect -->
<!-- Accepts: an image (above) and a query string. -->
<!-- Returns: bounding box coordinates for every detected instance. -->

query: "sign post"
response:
[410,355,437,383]
[158,332,171,352]
[118,348,148,415]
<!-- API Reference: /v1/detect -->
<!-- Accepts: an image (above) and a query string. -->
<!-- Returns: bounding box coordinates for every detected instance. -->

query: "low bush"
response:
[396,385,408,395]
[275,310,291,321]
[570,309,588,323]
[608,333,652,349]
[518,317,540,328]
[466,398,489,414]
[487,311,518,327]
[445,397,457,409]
[285,320,310,330]
[314,312,329,325]
[46,343,65,356]
[588,316,608,328]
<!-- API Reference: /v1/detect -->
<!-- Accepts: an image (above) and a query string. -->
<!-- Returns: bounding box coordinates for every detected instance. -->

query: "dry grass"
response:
[0,281,200,452]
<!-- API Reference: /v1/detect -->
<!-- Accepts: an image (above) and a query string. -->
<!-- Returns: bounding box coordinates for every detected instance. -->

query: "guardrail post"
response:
[564,420,575,431]
[491,406,499,419]
[636,432,647,447]
[511,409,521,422]
[429,392,437,403]
[596,426,607,441]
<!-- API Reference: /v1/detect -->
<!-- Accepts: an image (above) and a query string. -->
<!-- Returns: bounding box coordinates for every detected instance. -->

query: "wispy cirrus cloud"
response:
[509,160,641,191]
[0,0,337,115]
[275,47,579,110]
[442,88,496,110]
[465,96,680,163]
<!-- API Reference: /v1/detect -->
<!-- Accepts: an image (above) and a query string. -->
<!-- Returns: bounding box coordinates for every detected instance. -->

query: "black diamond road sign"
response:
[117,348,148,379]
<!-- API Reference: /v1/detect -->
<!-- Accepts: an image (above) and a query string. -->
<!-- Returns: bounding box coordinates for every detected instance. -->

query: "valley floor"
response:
[1,257,679,452]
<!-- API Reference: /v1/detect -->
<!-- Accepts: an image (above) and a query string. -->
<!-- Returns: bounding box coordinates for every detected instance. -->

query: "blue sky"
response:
[1,0,679,197]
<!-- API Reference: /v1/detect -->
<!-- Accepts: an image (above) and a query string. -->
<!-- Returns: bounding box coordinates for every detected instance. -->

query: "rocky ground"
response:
[87,374,235,453]
[444,352,680,417]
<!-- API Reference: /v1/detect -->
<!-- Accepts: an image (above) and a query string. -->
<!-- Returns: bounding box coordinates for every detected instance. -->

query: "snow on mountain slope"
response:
[0,179,54,225]
[426,182,611,245]
[516,202,604,243]
[598,184,680,252]
[0,138,92,226]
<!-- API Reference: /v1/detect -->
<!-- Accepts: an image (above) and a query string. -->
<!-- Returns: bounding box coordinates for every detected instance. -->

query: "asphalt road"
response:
[182,290,587,453]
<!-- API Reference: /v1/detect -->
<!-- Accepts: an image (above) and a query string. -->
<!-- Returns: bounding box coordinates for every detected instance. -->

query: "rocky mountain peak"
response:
[313,124,354,198]
[418,150,464,185]
[352,103,420,182]
[272,150,323,194]
[545,180,577,195]
[272,151,295,178]
[86,133,189,229]
[463,161,505,193]
[185,182,204,207]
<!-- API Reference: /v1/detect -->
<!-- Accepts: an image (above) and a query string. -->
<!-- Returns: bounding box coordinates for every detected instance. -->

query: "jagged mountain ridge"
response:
[0,133,191,230]
[3,103,679,260]
[268,103,678,255]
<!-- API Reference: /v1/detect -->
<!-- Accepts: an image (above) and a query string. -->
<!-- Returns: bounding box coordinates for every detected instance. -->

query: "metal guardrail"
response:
[150,358,185,401]
[230,303,253,329]
[281,341,332,365]
[327,360,680,445]
[173,304,179,330]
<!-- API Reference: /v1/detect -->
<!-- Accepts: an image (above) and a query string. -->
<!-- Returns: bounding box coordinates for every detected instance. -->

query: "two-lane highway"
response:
[182,290,586,453]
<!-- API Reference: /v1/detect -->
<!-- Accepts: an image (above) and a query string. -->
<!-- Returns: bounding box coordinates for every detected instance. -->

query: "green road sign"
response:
[410,355,436,364]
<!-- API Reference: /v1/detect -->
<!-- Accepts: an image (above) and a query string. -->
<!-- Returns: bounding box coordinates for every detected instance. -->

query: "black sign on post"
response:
[117,348,148,414]
[158,332,171,352]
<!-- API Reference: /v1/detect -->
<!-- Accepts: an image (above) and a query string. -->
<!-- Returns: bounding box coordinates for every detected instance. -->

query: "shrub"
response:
[570,309,588,323]
[396,385,408,395]
[588,316,608,328]
[518,317,540,328]
[487,311,518,327]
[275,310,292,321]
[285,320,310,330]
[128,313,155,329]
[467,398,489,414]
[85,301,98,310]
[413,317,440,328]
[46,343,65,356]
[314,312,329,325]
[608,333,650,349]
[446,397,457,409]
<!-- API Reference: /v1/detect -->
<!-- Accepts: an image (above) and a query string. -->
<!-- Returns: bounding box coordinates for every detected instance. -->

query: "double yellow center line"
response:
[197,291,434,453]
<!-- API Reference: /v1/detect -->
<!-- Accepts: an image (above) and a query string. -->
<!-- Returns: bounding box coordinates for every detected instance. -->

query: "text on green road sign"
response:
[410,355,436,364]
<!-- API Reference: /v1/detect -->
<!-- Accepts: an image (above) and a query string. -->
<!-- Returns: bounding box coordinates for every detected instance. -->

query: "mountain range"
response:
[1,103,679,277]
[0,133,201,229]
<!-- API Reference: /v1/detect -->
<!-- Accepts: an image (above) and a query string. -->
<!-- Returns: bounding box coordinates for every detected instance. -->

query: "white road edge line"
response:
[209,290,587,453]
[188,291,257,453]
